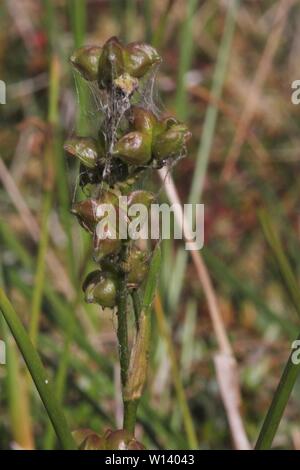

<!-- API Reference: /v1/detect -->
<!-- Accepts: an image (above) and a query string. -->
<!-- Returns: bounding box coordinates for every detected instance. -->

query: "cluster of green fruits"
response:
[65,36,190,309]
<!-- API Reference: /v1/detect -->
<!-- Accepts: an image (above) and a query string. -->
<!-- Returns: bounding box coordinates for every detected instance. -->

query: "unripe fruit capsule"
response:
[70,46,102,81]
[82,270,118,308]
[64,137,102,169]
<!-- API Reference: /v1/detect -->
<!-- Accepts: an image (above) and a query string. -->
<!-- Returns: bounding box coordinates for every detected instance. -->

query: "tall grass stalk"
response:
[255,209,300,448]
[189,0,240,204]
[255,340,300,449]
[0,288,76,449]
[68,0,88,134]
[175,0,198,121]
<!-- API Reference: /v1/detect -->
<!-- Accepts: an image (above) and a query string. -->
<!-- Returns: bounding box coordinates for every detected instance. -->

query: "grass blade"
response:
[255,209,300,448]
[255,336,300,449]
[0,288,76,450]
[189,0,240,204]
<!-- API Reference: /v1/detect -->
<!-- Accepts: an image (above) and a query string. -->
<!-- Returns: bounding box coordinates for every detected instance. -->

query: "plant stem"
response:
[68,0,88,135]
[124,291,141,432]
[123,399,139,435]
[255,209,300,448]
[116,275,134,433]
[189,0,240,205]
[175,0,198,121]
[123,246,162,435]
[255,334,300,449]
[0,288,77,450]
[116,277,129,388]
[68,0,86,49]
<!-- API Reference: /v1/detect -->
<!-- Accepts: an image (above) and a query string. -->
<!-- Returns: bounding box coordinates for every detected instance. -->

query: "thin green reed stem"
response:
[255,209,300,448]
[143,0,153,43]
[68,0,86,48]
[123,400,138,435]
[68,0,88,134]
[189,0,240,204]
[117,275,133,432]
[117,277,130,389]
[0,288,76,450]
[255,337,300,449]
[152,0,175,49]
[175,0,198,121]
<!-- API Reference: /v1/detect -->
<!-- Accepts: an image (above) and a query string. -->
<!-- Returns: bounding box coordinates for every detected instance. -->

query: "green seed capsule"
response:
[71,191,119,233]
[131,106,156,134]
[72,429,105,450]
[153,124,192,162]
[98,37,125,88]
[122,246,150,288]
[113,131,152,165]
[127,439,146,450]
[80,434,106,450]
[98,37,161,89]
[93,232,122,262]
[104,429,144,450]
[71,198,99,233]
[82,270,117,308]
[124,42,161,78]
[70,46,102,81]
[64,137,103,169]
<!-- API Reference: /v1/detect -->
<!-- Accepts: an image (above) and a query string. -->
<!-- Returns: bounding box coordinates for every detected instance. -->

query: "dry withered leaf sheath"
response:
[65,36,191,449]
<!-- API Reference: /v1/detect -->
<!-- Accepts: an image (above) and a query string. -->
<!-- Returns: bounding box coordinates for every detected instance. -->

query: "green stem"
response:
[117,277,129,390]
[123,399,139,435]
[0,288,77,450]
[175,0,198,121]
[255,334,300,449]
[255,209,300,448]
[68,0,88,135]
[124,290,142,433]
[68,0,86,49]
[123,246,162,435]
[116,275,133,433]
[189,0,240,205]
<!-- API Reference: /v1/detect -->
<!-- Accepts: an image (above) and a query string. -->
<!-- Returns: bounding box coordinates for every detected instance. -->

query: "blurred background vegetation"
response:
[1,0,300,450]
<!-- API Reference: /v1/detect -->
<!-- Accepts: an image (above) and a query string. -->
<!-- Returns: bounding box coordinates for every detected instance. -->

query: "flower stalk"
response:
[67,36,190,448]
